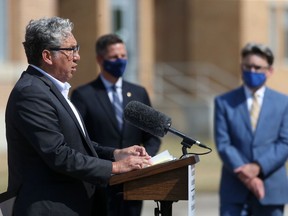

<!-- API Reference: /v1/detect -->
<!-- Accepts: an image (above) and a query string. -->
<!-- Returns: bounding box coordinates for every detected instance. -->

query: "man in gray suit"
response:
[5,17,151,216]
[214,43,288,216]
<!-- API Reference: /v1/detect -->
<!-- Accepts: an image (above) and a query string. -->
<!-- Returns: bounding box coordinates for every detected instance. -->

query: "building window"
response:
[112,8,123,33]
[110,0,138,82]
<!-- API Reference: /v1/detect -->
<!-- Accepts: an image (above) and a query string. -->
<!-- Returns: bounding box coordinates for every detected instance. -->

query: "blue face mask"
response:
[242,70,266,89]
[103,58,127,78]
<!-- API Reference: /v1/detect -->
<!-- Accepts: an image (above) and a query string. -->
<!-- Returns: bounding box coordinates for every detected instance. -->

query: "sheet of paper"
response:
[150,150,175,165]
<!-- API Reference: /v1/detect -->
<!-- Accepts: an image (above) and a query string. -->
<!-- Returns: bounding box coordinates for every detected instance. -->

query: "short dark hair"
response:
[95,34,124,57]
[241,42,274,66]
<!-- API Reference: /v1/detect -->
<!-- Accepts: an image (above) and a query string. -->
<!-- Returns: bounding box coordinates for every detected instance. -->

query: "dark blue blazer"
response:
[214,86,288,205]
[71,76,161,156]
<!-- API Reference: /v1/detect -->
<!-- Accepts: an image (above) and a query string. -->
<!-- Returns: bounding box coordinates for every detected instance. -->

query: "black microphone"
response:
[124,101,209,149]
[124,100,171,137]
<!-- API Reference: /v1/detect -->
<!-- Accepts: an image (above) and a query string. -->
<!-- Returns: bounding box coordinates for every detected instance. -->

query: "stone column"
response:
[138,0,156,99]
[59,0,110,89]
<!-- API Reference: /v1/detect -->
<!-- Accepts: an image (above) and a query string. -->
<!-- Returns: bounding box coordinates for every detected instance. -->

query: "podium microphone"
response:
[124,101,209,149]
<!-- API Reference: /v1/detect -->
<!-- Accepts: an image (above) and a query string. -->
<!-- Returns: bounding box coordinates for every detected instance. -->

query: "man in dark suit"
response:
[214,42,288,216]
[71,34,161,216]
[5,17,151,216]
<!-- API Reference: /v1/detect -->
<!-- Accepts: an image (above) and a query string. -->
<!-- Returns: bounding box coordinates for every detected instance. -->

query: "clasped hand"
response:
[112,145,152,174]
[234,163,265,200]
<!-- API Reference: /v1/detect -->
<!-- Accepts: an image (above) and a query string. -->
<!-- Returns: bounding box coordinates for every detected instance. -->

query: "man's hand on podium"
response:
[112,145,152,174]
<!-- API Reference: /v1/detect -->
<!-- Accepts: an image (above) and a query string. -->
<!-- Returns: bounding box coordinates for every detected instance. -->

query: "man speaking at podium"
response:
[5,17,151,216]
[214,42,288,216]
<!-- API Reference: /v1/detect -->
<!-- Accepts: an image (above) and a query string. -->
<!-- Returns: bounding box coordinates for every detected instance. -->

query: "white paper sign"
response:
[188,165,195,216]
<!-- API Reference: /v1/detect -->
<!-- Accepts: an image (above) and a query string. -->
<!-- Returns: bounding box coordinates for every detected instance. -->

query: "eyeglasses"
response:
[49,45,80,58]
[242,64,270,71]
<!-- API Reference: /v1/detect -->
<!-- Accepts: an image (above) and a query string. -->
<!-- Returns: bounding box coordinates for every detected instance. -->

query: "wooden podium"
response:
[110,155,199,216]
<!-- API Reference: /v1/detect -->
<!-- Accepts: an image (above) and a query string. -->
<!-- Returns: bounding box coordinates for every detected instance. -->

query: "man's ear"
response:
[96,55,104,65]
[42,50,53,65]
[266,66,274,78]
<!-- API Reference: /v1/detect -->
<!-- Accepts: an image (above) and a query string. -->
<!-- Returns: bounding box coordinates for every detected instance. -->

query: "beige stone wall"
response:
[59,0,110,91]
[188,0,241,77]
[154,0,191,62]
[240,0,269,44]
[3,0,288,153]
[4,0,288,94]
[239,0,287,93]
[138,0,155,98]
[2,0,58,114]
[8,0,57,61]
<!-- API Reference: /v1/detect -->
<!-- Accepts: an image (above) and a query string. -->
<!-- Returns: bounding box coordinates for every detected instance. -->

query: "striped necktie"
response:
[112,85,123,130]
[250,93,260,131]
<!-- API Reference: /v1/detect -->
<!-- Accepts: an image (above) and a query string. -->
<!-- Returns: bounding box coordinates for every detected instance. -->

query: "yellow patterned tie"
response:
[250,93,260,130]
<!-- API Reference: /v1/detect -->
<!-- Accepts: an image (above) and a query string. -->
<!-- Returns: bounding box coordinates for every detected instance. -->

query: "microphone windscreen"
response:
[124,101,172,137]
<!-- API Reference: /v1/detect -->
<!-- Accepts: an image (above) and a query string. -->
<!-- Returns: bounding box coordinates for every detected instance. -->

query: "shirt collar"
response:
[100,74,123,90]
[243,85,265,99]
[30,64,71,99]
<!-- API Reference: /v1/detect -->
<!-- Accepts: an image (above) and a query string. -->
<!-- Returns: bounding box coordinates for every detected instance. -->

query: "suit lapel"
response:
[253,88,272,139]
[93,78,120,132]
[236,87,253,133]
[27,68,76,125]
[122,82,132,130]
[28,66,97,156]
[93,79,133,133]
[122,82,133,107]
[50,83,87,135]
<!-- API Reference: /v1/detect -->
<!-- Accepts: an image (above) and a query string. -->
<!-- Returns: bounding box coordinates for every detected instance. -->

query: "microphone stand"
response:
[167,127,198,156]
[152,127,198,216]
[153,127,208,216]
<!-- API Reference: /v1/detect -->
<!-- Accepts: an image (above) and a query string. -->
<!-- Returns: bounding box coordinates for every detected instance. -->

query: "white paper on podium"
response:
[149,150,175,165]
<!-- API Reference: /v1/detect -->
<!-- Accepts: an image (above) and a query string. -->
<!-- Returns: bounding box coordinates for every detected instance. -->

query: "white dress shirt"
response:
[244,85,265,112]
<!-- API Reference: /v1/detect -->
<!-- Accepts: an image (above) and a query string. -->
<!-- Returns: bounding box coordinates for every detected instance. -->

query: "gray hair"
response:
[241,42,274,66]
[23,17,74,66]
